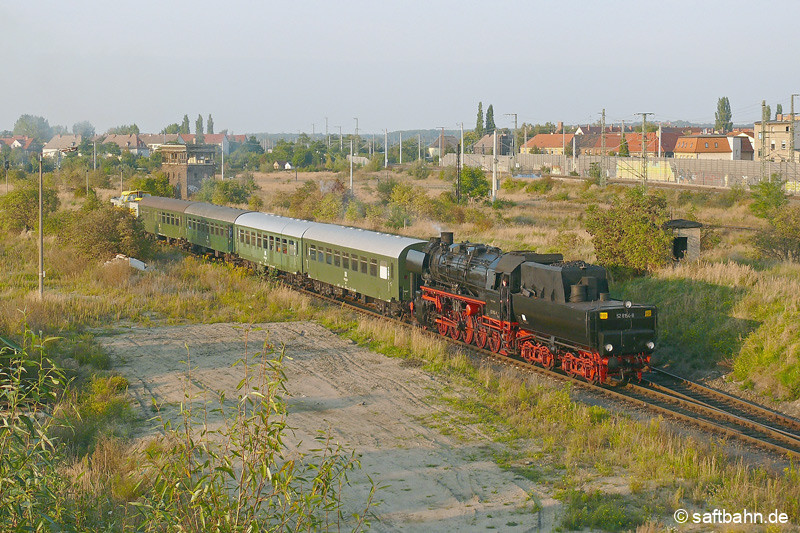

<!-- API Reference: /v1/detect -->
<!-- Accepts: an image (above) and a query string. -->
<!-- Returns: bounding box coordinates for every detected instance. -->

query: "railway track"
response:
[292,281,800,460]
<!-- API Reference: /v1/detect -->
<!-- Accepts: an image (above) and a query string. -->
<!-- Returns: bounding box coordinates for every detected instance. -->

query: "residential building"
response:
[673,134,754,160]
[140,133,181,153]
[753,115,800,161]
[521,133,574,155]
[428,135,459,159]
[42,134,82,158]
[0,135,37,156]
[159,144,216,199]
[103,134,150,156]
[472,133,512,155]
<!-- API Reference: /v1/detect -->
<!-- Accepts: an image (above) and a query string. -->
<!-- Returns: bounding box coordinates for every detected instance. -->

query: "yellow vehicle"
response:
[111,190,151,215]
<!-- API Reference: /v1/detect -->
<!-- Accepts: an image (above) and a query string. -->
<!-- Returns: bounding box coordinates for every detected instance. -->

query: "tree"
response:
[180,115,190,134]
[715,97,732,132]
[107,124,139,135]
[475,102,484,138]
[195,115,204,144]
[776,103,783,118]
[764,104,772,124]
[72,120,95,138]
[755,204,800,261]
[459,166,490,203]
[485,104,496,135]
[619,134,630,157]
[749,173,787,219]
[207,114,214,134]
[161,123,181,134]
[13,115,52,143]
[129,172,173,197]
[0,180,60,232]
[585,186,672,275]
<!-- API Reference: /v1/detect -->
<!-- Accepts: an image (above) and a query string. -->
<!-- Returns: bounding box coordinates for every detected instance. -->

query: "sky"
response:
[2,0,799,136]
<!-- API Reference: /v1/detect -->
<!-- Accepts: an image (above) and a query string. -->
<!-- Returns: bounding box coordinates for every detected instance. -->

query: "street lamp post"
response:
[38,155,44,300]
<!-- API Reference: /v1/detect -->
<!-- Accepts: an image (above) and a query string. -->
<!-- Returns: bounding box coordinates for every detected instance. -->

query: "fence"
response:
[441,153,800,193]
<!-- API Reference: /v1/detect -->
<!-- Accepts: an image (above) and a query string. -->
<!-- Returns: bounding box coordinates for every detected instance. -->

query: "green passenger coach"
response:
[184,203,252,256]
[138,196,193,241]
[303,223,426,303]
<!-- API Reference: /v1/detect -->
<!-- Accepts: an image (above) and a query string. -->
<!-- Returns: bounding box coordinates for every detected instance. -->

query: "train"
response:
[136,196,657,383]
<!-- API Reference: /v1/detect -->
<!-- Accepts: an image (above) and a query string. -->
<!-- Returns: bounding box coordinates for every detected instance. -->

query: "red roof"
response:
[523,133,574,149]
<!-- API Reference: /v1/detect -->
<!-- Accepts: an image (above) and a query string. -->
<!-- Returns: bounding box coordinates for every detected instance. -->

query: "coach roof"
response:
[185,203,252,223]
[304,223,426,258]
[138,196,195,213]
[235,211,317,239]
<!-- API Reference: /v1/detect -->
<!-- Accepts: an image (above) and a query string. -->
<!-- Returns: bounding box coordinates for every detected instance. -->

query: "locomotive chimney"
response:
[440,232,453,246]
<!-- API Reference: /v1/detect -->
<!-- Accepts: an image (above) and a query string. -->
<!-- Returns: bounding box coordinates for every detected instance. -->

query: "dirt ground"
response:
[99,321,558,532]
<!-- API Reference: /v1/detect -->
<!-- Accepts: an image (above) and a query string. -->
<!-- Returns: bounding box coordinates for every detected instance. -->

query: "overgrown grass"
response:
[330,316,800,529]
[617,260,800,400]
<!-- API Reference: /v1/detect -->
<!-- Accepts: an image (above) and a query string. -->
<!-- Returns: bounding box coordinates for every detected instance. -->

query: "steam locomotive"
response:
[408,232,656,383]
[137,196,656,383]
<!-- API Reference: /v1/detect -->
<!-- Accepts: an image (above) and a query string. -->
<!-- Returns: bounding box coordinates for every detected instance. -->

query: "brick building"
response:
[160,144,215,199]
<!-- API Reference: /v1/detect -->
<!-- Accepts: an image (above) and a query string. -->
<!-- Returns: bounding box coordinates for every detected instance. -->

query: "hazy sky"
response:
[3,1,799,135]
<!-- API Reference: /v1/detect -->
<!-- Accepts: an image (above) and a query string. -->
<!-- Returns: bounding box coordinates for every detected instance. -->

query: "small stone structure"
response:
[663,219,702,261]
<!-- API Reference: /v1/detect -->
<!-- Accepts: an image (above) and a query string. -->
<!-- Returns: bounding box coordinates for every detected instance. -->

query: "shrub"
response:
[524,176,554,194]
[61,202,152,260]
[754,204,800,261]
[408,159,430,180]
[196,174,260,206]
[585,186,672,275]
[749,173,787,219]
[459,166,490,203]
[0,180,60,232]
[128,172,173,197]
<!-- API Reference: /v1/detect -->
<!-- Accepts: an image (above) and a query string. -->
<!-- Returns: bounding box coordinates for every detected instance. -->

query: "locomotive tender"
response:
[137,196,656,383]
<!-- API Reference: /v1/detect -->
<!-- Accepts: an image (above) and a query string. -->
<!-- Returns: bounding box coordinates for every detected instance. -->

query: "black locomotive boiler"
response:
[408,232,656,383]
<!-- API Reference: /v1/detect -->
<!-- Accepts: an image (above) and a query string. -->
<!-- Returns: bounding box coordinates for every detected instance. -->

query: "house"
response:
[103,134,150,156]
[428,135,459,158]
[521,133,573,155]
[673,134,753,160]
[203,133,231,155]
[0,135,37,156]
[473,133,512,155]
[273,160,293,170]
[42,134,82,158]
[140,134,181,153]
[574,132,680,157]
[753,115,800,161]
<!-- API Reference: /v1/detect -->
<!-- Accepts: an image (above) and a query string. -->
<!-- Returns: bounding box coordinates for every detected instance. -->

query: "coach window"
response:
[370,259,378,277]
[325,248,332,264]
[289,240,296,255]
[309,244,316,261]
[379,260,389,280]
[268,236,274,251]
[334,250,341,267]
[256,233,262,248]
[282,238,288,254]
[342,252,350,270]
[360,256,368,274]
[351,255,358,271]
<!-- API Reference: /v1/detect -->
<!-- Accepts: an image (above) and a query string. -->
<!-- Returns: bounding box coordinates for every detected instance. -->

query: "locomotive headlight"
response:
[624,300,632,309]
[646,341,655,350]
[604,343,613,353]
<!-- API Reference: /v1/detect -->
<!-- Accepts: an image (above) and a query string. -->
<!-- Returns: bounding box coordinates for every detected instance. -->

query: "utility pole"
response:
[38,155,43,300]
[456,143,461,204]
[337,126,342,151]
[439,127,445,167]
[657,122,662,158]
[459,122,464,171]
[761,100,768,181]
[505,113,518,170]
[492,130,498,202]
[4,158,9,194]
[791,94,798,163]
[384,129,388,168]
[600,108,606,186]
[221,145,225,180]
[418,133,421,161]
[353,117,359,156]
[349,139,354,191]
[325,117,329,147]
[635,112,653,186]
[399,132,402,165]
[93,141,96,170]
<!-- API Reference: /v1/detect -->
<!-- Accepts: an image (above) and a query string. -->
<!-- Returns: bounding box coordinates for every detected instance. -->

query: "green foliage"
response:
[408,159,430,180]
[776,103,783,117]
[749,174,787,219]
[107,124,139,135]
[558,490,644,531]
[715,96,733,132]
[161,123,180,134]
[61,202,153,260]
[585,186,672,275]
[485,104,496,134]
[195,114,204,144]
[197,175,260,206]
[129,172,173,197]
[72,120,95,138]
[280,179,348,221]
[524,176,554,194]
[180,114,190,134]
[764,104,772,123]
[459,166,489,203]
[13,114,53,143]
[754,204,800,261]
[588,162,602,184]
[0,179,60,232]
[207,114,214,134]
[475,102,484,138]
[376,176,399,204]
[618,134,630,156]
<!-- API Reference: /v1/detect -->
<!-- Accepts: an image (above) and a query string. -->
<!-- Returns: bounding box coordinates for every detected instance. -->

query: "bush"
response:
[0,180,60,232]
[749,173,787,219]
[524,176,554,194]
[61,202,152,260]
[129,172,173,197]
[754,204,800,261]
[408,159,430,180]
[196,174,260,206]
[585,186,672,276]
